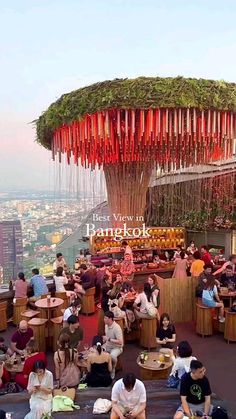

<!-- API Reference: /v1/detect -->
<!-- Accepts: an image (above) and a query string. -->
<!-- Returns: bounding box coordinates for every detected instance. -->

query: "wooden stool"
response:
[0,301,7,331]
[54,292,69,316]
[140,317,157,350]
[13,297,28,326]
[224,309,236,343]
[50,316,63,351]
[20,310,40,322]
[196,303,213,337]
[81,287,95,315]
[97,304,105,335]
[28,318,48,352]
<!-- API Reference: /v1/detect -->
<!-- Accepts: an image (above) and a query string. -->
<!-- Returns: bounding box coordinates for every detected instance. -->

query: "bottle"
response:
[9,280,13,291]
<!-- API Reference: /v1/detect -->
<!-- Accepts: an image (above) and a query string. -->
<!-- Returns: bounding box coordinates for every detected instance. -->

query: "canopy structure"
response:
[36,76,236,227]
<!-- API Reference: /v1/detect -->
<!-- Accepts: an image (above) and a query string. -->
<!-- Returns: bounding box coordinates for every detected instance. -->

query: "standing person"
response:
[173,360,213,419]
[29,268,48,301]
[110,373,146,419]
[133,283,157,319]
[15,340,47,389]
[213,254,236,276]
[120,253,135,281]
[24,360,53,419]
[190,251,205,278]
[53,252,68,273]
[59,315,84,350]
[14,272,28,299]
[9,320,33,355]
[201,246,212,265]
[172,251,188,279]
[173,245,183,260]
[103,311,124,379]
[121,240,133,261]
[54,266,76,303]
[187,240,198,255]
[156,313,176,356]
[86,335,112,387]
[202,277,225,322]
[147,274,160,310]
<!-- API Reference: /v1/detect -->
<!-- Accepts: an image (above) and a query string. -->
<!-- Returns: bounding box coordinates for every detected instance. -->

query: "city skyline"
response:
[1,0,236,190]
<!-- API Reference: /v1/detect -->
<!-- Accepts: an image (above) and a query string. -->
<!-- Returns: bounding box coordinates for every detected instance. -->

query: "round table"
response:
[137,351,172,380]
[219,291,236,307]
[5,356,24,379]
[35,297,64,320]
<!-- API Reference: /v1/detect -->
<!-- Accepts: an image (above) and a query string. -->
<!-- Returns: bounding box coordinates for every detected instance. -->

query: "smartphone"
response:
[159,363,165,368]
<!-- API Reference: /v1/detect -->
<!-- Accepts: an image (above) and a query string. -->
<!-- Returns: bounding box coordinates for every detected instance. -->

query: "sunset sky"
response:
[1,0,236,190]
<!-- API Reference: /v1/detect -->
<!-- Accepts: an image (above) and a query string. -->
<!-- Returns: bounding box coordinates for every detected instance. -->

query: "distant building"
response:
[0,220,23,281]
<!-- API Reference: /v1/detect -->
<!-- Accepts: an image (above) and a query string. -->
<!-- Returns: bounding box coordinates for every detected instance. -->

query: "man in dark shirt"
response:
[9,320,33,355]
[174,360,213,419]
[59,315,83,350]
[220,265,236,289]
[80,264,96,290]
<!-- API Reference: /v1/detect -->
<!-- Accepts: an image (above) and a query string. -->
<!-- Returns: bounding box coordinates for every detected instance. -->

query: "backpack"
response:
[58,350,81,388]
[211,406,229,419]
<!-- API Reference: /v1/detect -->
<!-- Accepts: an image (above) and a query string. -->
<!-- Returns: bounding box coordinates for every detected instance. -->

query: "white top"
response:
[135,292,154,314]
[53,257,67,272]
[27,369,53,401]
[202,285,218,301]
[54,275,68,292]
[105,321,124,351]
[170,356,197,379]
[111,378,146,409]
[63,306,74,321]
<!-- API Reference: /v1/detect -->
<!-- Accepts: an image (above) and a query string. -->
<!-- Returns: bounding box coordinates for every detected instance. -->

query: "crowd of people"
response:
[0,245,233,418]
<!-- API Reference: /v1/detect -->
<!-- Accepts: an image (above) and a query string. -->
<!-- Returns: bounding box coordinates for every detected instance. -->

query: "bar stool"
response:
[140,317,157,350]
[28,318,48,352]
[13,297,28,326]
[54,292,69,316]
[196,303,213,337]
[50,316,63,351]
[224,308,236,343]
[0,301,7,331]
[81,287,95,315]
[20,309,40,322]
[97,303,105,335]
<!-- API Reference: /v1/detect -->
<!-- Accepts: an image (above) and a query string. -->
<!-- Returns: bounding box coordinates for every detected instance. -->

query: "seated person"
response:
[196,264,218,298]
[53,252,68,274]
[79,264,95,290]
[54,266,76,303]
[173,360,213,419]
[111,373,146,419]
[54,333,80,387]
[24,360,53,419]
[0,361,10,389]
[156,313,176,357]
[15,340,47,389]
[0,337,8,357]
[14,272,28,299]
[220,265,236,289]
[59,315,83,350]
[29,268,48,301]
[133,283,157,319]
[168,341,197,386]
[202,277,225,322]
[103,311,124,380]
[85,335,112,387]
[9,320,33,355]
[63,299,81,327]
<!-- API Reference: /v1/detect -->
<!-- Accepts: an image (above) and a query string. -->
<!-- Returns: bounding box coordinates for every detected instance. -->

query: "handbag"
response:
[53,387,76,401]
[211,406,229,419]
[166,373,180,389]
[93,398,112,414]
[146,302,157,317]
[57,350,80,388]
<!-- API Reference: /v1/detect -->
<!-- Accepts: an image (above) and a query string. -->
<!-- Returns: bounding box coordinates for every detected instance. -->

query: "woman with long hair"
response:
[202,276,225,322]
[54,333,79,386]
[15,340,47,389]
[133,283,157,319]
[169,341,197,381]
[172,251,188,279]
[85,335,112,387]
[156,313,176,356]
[15,272,28,299]
[54,266,76,303]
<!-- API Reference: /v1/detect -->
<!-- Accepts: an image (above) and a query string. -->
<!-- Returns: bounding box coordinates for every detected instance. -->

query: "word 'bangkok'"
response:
[86,223,151,240]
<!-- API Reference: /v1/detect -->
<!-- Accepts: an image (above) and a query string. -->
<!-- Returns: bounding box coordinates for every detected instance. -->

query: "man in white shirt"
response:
[111,373,146,419]
[53,252,68,273]
[103,311,124,379]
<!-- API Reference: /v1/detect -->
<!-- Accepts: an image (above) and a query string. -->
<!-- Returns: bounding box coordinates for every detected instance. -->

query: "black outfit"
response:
[86,362,112,387]
[156,325,176,349]
[101,284,113,312]
[180,372,211,405]
[220,273,236,288]
[81,271,96,290]
[151,285,160,308]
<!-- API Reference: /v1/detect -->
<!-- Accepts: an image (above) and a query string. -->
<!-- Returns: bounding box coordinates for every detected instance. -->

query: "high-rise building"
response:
[0,220,23,281]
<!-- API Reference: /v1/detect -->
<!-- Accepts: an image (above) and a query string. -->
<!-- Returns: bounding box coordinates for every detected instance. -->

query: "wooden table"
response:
[137,351,172,380]
[5,356,24,378]
[35,297,64,320]
[219,291,236,307]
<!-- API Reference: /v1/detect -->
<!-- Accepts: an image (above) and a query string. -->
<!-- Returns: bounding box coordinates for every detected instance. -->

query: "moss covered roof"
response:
[36,76,236,149]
